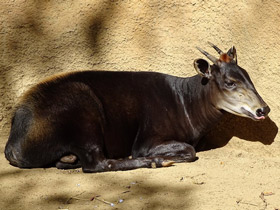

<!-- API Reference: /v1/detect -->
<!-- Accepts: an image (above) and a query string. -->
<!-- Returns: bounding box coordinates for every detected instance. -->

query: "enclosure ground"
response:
[1,134,280,210]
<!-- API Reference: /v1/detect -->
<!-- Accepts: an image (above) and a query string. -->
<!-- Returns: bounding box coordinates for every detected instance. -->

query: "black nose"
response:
[256,106,270,117]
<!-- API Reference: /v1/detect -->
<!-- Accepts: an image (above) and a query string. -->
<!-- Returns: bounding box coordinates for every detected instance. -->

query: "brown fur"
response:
[4,45,270,173]
[219,53,232,63]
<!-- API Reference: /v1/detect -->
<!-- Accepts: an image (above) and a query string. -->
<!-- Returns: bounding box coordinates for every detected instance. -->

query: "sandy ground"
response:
[1,116,280,210]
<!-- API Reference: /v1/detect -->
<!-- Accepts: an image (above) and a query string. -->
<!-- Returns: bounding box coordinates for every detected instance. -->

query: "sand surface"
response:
[1,119,280,210]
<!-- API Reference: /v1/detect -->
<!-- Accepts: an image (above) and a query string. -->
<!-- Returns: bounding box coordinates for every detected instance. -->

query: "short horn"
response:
[196,47,218,65]
[208,42,223,55]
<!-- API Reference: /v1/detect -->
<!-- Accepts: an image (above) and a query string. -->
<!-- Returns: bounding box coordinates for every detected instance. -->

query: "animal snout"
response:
[256,106,270,118]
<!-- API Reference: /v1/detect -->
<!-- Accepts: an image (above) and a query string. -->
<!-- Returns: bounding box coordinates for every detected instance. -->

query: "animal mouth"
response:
[241,108,265,121]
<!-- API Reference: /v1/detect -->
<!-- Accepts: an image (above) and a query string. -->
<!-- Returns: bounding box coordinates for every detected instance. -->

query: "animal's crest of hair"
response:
[219,53,232,63]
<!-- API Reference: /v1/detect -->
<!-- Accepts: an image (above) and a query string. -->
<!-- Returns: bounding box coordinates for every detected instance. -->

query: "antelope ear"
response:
[194,59,212,78]
[227,46,237,63]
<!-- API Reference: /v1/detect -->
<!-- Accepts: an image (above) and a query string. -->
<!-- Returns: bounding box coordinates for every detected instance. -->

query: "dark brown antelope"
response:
[5,43,270,173]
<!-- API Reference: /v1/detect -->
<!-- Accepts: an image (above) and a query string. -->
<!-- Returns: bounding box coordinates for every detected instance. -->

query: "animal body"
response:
[5,43,270,173]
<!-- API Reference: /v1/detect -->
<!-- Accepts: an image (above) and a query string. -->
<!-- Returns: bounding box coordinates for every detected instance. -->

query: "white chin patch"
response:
[241,106,256,117]
[217,100,262,120]
[220,104,256,119]
[225,107,248,118]
[241,106,266,120]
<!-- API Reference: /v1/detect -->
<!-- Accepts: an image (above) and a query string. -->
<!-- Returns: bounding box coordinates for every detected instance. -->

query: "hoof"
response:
[161,160,175,167]
[151,162,157,168]
[60,154,77,163]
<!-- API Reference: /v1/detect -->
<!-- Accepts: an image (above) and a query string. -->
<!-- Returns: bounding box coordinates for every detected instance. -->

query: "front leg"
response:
[134,140,197,163]
[55,141,196,172]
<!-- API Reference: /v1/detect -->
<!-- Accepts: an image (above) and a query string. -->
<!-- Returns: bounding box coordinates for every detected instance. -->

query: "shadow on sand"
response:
[196,113,278,151]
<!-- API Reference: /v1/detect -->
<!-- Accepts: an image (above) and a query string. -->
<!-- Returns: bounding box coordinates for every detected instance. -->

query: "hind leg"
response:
[65,121,109,173]
[73,145,105,173]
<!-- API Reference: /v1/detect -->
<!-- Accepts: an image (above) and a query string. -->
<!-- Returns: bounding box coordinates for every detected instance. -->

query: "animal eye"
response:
[225,80,236,88]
